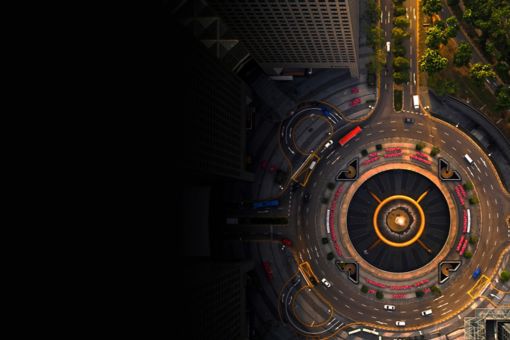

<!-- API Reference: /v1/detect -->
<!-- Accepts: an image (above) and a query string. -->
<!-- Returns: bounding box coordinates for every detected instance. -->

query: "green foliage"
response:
[469,235,479,244]
[415,290,425,298]
[394,16,410,28]
[469,63,496,84]
[447,0,459,6]
[430,285,442,297]
[423,0,442,16]
[469,196,479,205]
[463,251,473,259]
[463,8,473,23]
[321,237,329,244]
[368,0,381,25]
[453,42,473,67]
[501,270,510,283]
[496,86,510,110]
[368,26,384,49]
[393,71,409,84]
[419,48,448,74]
[376,49,387,66]
[392,27,409,43]
[463,181,474,191]
[361,285,369,293]
[376,291,384,299]
[393,56,410,70]
[392,43,406,57]
[426,26,445,48]
[416,142,425,151]
[495,62,510,83]
[430,146,440,157]
[445,16,459,38]
[394,6,406,17]
[394,89,403,111]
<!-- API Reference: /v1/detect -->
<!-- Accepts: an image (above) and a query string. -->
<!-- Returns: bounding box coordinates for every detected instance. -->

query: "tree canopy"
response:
[419,48,448,74]
[453,42,473,67]
[423,0,442,16]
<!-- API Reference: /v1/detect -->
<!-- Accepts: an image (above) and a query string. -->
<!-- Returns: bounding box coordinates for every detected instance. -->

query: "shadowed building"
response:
[207,0,360,78]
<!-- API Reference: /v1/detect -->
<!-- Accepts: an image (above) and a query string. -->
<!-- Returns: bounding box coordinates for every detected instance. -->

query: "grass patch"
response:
[394,89,403,111]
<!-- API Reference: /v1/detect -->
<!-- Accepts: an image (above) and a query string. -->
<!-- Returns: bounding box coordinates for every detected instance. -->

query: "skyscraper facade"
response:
[208,0,360,78]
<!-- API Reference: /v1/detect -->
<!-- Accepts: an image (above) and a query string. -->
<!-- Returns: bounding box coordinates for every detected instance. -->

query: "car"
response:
[473,266,481,279]
[321,278,331,287]
[351,87,359,94]
[386,41,391,52]
[421,309,433,316]
[395,321,406,327]
[323,140,334,150]
[404,117,415,124]
[384,305,396,311]
[350,98,361,106]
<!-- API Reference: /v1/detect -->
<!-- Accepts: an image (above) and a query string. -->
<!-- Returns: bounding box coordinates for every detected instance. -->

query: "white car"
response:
[321,278,331,287]
[384,305,396,311]
[421,309,432,316]
[323,140,333,150]
[395,321,406,327]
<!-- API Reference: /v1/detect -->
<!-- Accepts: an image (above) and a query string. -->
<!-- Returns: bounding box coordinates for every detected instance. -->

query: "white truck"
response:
[413,95,420,110]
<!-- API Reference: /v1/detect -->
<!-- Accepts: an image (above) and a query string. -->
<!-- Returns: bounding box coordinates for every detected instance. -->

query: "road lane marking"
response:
[452,146,457,151]
[434,296,444,301]
[429,134,434,138]
[390,120,396,123]
[367,132,373,136]
[438,302,449,308]
[392,129,397,132]
[379,130,384,133]
[333,296,338,300]
[457,139,462,144]
[345,304,351,309]
[441,310,452,316]
[441,139,446,143]
[444,132,449,136]
[416,130,423,134]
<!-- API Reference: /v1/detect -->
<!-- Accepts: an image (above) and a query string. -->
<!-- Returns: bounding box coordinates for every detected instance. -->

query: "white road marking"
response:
[345,304,351,309]
[390,120,396,123]
[456,139,462,144]
[441,309,452,316]
[452,146,457,151]
[416,130,423,134]
[441,139,446,143]
[444,132,449,136]
[438,302,449,308]
[367,132,373,136]
[429,134,434,138]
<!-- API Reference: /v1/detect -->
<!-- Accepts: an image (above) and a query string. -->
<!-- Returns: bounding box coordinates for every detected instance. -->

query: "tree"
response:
[445,16,459,38]
[463,251,473,259]
[393,56,410,70]
[447,0,459,6]
[423,0,442,16]
[392,27,409,42]
[469,196,479,205]
[394,6,406,16]
[376,49,387,67]
[376,291,384,299]
[426,26,445,48]
[463,181,474,191]
[431,285,442,297]
[469,235,479,244]
[419,48,448,74]
[496,86,510,110]
[393,71,409,84]
[327,252,335,260]
[416,290,425,298]
[392,43,406,57]
[416,142,425,151]
[322,237,329,244]
[463,8,473,24]
[361,285,369,293]
[430,146,440,157]
[394,16,410,28]
[501,270,510,283]
[469,63,496,84]
[368,26,384,49]
[453,42,473,67]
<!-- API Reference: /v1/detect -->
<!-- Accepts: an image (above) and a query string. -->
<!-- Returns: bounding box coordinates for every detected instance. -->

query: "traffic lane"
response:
[295,136,506,327]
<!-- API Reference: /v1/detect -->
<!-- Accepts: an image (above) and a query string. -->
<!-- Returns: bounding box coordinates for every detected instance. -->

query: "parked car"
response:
[351,87,359,94]
[350,98,361,106]
[321,278,331,288]
[384,305,396,311]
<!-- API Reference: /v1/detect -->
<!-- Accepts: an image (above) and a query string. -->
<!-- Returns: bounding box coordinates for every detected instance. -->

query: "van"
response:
[464,154,474,165]
[396,321,406,327]
[421,309,433,316]
[413,95,420,110]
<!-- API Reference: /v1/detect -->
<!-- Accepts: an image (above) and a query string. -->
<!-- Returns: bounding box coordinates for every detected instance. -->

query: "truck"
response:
[413,95,420,110]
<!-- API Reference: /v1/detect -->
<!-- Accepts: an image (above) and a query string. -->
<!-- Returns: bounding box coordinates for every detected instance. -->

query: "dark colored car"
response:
[404,117,415,124]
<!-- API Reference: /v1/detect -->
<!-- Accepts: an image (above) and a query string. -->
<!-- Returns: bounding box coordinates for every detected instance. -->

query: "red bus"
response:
[338,126,362,146]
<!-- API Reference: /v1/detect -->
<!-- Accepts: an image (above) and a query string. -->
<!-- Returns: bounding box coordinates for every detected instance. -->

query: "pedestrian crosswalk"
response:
[401,109,424,115]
